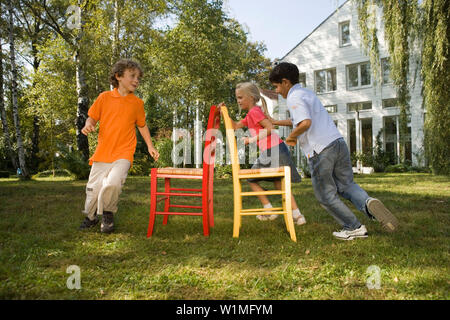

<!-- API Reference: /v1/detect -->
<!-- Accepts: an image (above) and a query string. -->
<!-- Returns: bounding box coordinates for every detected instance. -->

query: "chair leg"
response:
[147,169,158,238]
[208,167,214,227]
[163,178,170,225]
[283,167,296,242]
[201,177,210,237]
[233,180,242,238]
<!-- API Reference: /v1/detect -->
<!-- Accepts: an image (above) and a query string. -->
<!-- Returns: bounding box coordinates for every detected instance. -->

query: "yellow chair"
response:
[220,106,297,242]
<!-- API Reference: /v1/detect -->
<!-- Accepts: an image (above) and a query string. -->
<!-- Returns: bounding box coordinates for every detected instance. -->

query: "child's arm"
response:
[232,120,245,130]
[138,125,160,161]
[270,118,293,127]
[81,117,97,135]
[285,119,312,146]
[243,118,273,145]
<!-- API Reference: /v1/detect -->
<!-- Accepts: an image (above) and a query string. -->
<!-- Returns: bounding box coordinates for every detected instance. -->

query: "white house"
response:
[258,88,279,116]
[275,0,425,168]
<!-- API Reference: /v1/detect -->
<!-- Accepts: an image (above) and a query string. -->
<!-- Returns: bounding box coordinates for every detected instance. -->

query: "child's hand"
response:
[241,137,252,145]
[285,136,297,147]
[149,147,160,161]
[81,123,95,136]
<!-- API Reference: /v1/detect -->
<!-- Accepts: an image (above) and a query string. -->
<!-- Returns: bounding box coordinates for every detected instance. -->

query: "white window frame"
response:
[382,98,399,109]
[347,101,372,113]
[314,68,337,94]
[346,62,372,90]
[324,105,338,113]
[339,21,351,47]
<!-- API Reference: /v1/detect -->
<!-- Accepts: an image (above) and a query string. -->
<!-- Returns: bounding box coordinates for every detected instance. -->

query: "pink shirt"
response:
[241,106,282,151]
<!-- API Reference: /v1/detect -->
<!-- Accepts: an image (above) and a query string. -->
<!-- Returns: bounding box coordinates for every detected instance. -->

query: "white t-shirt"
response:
[287,84,342,159]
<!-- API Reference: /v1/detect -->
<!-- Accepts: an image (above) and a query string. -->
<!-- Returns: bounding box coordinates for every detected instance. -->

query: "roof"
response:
[259,88,278,100]
[280,0,350,61]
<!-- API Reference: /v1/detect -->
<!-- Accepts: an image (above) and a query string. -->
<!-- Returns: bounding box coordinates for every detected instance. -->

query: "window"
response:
[299,73,306,88]
[339,21,351,46]
[347,101,372,113]
[382,98,398,108]
[347,62,371,89]
[381,58,391,84]
[315,68,337,93]
[361,118,373,153]
[384,116,397,160]
[348,119,356,155]
[324,105,337,113]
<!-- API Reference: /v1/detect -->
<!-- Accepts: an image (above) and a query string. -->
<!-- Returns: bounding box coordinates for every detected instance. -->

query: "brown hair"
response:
[109,59,143,88]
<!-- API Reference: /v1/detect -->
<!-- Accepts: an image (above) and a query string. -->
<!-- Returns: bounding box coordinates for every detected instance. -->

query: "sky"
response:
[224,0,348,61]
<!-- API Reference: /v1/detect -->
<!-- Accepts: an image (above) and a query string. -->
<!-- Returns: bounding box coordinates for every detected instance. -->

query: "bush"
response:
[129,155,154,176]
[32,169,74,179]
[384,163,410,173]
[153,137,174,168]
[0,171,10,178]
[57,145,90,180]
[214,165,232,179]
[298,156,311,178]
[352,151,375,168]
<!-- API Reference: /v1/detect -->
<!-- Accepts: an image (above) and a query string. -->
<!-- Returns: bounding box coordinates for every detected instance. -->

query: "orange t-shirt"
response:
[88,88,146,165]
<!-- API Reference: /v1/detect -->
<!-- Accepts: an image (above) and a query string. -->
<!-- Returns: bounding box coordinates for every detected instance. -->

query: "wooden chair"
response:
[220,105,297,242]
[147,105,221,237]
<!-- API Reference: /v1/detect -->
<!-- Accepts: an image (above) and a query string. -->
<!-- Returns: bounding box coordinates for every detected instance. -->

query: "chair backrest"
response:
[202,105,221,180]
[220,106,241,182]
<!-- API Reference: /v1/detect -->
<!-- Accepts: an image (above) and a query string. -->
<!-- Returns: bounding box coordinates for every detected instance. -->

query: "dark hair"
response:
[109,59,143,88]
[269,62,299,85]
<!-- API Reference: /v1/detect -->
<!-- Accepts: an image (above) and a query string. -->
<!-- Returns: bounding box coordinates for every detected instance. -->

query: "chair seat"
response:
[239,167,285,175]
[238,167,286,180]
[156,167,203,176]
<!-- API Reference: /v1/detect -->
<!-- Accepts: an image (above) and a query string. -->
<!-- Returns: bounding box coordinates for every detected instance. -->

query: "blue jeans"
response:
[308,138,370,230]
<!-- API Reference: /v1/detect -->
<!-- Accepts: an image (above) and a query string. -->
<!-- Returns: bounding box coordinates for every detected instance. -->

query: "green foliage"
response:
[57,145,90,180]
[372,129,395,172]
[214,164,232,179]
[0,171,10,178]
[421,0,450,175]
[153,137,174,168]
[1,0,270,175]
[355,0,449,174]
[129,155,154,176]
[32,169,74,179]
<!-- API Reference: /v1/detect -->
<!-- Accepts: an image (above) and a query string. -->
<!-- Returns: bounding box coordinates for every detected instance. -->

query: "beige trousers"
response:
[82,159,131,219]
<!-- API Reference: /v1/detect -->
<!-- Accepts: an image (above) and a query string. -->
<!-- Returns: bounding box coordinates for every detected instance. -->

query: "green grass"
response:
[0,173,449,300]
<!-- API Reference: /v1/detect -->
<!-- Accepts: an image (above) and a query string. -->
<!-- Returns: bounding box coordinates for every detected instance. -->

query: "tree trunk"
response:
[75,0,90,161]
[31,31,41,171]
[0,40,18,170]
[75,48,90,162]
[8,0,29,179]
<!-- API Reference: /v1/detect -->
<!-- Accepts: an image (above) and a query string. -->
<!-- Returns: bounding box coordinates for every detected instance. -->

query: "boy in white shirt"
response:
[269,62,398,240]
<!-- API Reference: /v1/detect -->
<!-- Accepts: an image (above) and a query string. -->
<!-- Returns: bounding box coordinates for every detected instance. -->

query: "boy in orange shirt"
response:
[79,59,159,233]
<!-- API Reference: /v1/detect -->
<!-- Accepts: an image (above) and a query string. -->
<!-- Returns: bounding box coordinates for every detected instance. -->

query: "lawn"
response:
[0,173,449,300]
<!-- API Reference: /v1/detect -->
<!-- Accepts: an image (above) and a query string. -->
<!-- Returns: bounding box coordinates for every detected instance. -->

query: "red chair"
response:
[147,105,221,237]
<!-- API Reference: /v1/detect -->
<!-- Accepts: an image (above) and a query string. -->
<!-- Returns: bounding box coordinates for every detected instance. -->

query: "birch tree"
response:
[7,0,29,178]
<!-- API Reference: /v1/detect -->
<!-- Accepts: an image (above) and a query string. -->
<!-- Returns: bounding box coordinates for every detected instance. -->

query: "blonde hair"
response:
[236,82,270,117]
